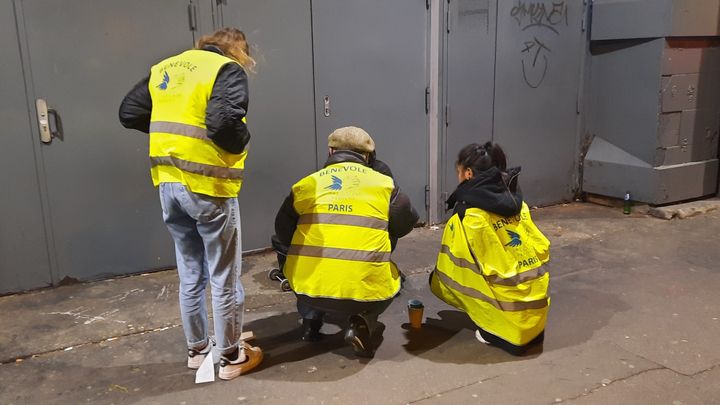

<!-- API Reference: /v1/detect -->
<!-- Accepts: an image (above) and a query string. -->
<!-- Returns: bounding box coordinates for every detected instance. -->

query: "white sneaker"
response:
[187,340,214,370]
[475,329,490,345]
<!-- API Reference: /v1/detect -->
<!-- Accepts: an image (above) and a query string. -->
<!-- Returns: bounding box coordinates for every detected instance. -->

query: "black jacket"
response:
[446,166,523,219]
[274,151,419,252]
[118,46,250,154]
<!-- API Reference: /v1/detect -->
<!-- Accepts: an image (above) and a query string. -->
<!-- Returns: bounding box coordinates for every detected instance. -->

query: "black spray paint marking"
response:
[511,1,569,89]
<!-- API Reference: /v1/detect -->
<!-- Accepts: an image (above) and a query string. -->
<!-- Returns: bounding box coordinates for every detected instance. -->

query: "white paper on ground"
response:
[195,351,215,384]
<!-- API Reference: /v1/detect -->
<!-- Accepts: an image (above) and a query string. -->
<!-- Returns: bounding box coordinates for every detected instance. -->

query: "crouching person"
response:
[430,142,550,356]
[273,126,418,357]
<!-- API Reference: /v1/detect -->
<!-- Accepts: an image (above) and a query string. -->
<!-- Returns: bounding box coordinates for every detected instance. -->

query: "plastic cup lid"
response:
[408,299,424,308]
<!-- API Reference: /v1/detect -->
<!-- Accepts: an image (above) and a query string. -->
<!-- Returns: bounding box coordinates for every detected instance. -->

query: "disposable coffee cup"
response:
[408,299,424,328]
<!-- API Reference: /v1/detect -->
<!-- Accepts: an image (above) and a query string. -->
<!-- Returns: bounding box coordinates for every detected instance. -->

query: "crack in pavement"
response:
[554,366,666,404]
[0,324,181,365]
[689,363,720,377]
[1,299,294,365]
[404,375,502,404]
[550,342,720,404]
[610,341,669,370]
[611,340,720,378]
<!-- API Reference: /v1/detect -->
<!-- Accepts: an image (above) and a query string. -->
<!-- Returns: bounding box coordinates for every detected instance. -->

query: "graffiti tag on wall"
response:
[511,1,569,88]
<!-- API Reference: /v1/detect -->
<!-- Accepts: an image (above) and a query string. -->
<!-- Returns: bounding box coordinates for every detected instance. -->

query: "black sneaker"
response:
[344,316,374,358]
[301,318,323,342]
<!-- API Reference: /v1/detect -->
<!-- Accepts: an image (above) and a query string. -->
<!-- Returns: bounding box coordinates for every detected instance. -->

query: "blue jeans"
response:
[159,182,244,355]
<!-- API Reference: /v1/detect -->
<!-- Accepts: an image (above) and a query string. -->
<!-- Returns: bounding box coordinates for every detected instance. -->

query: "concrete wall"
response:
[584,0,720,204]
[591,0,720,40]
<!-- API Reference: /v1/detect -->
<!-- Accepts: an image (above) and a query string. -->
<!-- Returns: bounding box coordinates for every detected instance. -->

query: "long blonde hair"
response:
[197,27,255,72]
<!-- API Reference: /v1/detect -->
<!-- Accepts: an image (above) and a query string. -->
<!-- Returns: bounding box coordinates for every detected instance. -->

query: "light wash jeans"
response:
[159,182,244,355]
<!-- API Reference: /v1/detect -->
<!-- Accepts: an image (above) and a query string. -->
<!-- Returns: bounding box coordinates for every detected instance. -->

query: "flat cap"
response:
[327,126,375,153]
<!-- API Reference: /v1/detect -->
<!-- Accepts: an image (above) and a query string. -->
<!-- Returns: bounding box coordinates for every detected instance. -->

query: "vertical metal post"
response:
[428,0,441,224]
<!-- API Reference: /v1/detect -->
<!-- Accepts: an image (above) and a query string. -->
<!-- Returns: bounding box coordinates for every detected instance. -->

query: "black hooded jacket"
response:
[273,150,419,253]
[446,166,524,220]
[118,46,250,154]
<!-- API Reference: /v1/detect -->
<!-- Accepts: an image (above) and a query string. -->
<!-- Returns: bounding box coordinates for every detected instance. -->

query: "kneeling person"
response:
[273,127,418,357]
[430,142,550,356]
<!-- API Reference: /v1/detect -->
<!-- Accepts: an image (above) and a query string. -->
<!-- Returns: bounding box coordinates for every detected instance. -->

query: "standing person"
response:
[119,28,262,379]
[430,142,550,356]
[273,126,418,357]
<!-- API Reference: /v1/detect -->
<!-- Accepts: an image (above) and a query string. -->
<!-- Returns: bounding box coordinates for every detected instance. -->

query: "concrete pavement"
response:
[1,203,719,404]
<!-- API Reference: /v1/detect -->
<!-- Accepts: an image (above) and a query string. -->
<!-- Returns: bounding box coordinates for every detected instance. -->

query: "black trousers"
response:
[477,328,545,356]
[271,235,395,333]
[296,294,393,334]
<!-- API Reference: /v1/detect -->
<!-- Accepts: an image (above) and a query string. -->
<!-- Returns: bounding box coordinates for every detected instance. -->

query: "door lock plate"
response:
[36,98,52,143]
[323,95,331,117]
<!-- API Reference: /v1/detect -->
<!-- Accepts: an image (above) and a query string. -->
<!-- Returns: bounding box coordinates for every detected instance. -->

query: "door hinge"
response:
[446,0,451,33]
[445,104,450,126]
[425,185,431,209]
[187,4,198,32]
[425,86,431,114]
[426,0,430,10]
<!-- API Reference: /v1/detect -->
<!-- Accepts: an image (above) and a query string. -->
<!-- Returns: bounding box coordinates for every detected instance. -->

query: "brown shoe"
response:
[218,341,263,380]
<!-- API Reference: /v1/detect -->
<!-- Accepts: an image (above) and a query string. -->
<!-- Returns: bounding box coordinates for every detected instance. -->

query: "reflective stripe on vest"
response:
[438,244,548,286]
[433,269,548,311]
[150,156,244,180]
[149,121,210,141]
[148,49,247,197]
[283,162,400,301]
[297,213,388,230]
[430,204,551,346]
[288,245,392,263]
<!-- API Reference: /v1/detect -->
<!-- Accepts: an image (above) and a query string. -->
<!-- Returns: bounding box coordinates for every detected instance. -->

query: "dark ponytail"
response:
[456,142,507,175]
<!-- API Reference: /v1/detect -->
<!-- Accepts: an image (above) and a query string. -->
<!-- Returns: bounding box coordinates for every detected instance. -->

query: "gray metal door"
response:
[312,0,430,220]
[492,0,585,204]
[218,0,318,250]
[16,0,196,282]
[442,0,497,215]
[0,2,52,293]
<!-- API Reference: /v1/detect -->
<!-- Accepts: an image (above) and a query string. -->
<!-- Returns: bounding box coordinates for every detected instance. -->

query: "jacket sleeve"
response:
[388,186,419,240]
[206,63,251,154]
[274,192,299,249]
[119,75,152,133]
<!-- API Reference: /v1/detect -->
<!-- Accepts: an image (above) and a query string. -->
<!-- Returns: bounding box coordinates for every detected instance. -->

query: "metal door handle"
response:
[36,99,52,143]
[323,95,331,117]
[36,98,62,143]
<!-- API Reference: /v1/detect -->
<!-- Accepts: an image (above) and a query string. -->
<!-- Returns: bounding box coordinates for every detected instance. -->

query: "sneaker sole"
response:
[187,353,207,370]
[475,330,490,345]
[187,339,215,369]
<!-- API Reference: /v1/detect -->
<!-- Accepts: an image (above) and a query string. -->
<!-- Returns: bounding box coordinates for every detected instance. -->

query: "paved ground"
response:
[1,203,719,405]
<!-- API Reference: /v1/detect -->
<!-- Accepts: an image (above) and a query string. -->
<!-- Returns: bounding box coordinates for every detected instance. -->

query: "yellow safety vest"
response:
[148,49,248,197]
[431,203,551,346]
[284,162,401,301]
